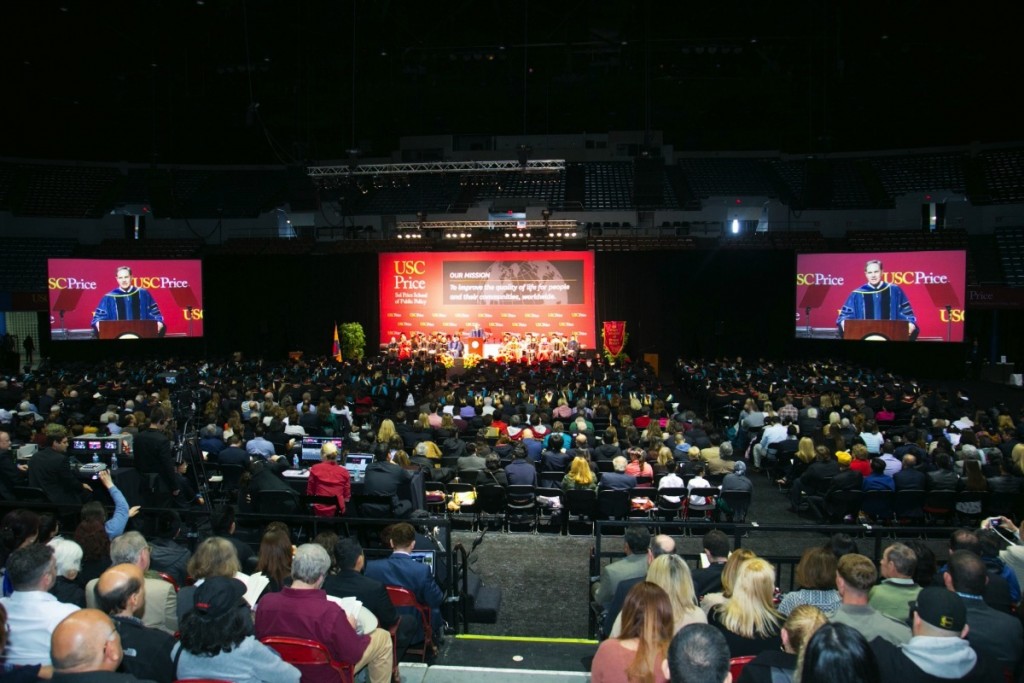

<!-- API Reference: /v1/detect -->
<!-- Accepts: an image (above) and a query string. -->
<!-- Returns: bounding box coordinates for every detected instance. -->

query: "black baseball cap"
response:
[911,587,966,632]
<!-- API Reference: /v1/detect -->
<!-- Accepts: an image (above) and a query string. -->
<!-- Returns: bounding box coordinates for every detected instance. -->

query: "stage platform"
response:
[399,634,597,683]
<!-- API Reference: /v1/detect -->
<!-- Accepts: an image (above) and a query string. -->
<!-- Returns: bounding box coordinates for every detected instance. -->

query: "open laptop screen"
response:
[408,549,435,576]
[300,436,345,464]
[343,452,374,480]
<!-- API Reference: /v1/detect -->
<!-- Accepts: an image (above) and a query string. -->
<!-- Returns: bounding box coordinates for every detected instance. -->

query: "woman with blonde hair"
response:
[708,557,783,656]
[700,547,757,613]
[562,456,597,491]
[376,419,398,445]
[737,605,828,683]
[305,441,351,516]
[610,554,707,638]
[652,446,675,476]
[591,582,672,683]
[778,437,816,487]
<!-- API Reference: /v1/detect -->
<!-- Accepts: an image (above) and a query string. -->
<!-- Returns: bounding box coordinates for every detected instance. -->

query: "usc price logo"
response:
[394,260,426,275]
[182,308,204,320]
[940,308,965,323]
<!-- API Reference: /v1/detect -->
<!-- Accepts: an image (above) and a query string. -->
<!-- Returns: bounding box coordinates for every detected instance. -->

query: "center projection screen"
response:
[47,259,204,340]
[379,251,596,356]
[795,250,966,342]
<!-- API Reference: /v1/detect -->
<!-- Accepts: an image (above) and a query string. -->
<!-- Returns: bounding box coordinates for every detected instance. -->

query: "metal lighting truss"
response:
[308,159,566,177]
[394,219,579,231]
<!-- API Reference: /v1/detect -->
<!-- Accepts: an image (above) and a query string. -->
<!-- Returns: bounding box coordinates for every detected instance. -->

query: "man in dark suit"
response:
[598,455,636,491]
[363,450,414,518]
[691,529,731,597]
[0,429,28,501]
[215,434,251,467]
[134,407,178,510]
[364,523,444,645]
[893,454,928,490]
[27,425,90,507]
[324,537,418,651]
[945,550,1023,679]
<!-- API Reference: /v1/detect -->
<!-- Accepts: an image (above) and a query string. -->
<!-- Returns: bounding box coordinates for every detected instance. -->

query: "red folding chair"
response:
[260,635,354,683]
[730,655,756,680]
[385,585,436,661]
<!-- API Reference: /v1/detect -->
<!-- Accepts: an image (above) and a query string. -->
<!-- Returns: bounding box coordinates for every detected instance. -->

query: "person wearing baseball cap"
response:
[871,586,994,682]
[173,577,299,683]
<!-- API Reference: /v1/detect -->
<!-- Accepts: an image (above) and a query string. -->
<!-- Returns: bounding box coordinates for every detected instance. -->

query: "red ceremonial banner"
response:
[603,321,626,356]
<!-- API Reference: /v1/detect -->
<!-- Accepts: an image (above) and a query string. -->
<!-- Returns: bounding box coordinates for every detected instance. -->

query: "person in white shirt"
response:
[0,543,79,666]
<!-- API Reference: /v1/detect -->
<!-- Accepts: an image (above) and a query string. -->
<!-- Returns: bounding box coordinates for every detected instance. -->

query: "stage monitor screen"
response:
[795,250,966,342]
[48,259,203,340]
[379,251,596,358]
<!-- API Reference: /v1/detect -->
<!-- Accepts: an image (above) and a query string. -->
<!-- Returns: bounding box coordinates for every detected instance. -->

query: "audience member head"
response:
[702,529,730,561]
[879,542,916,580]
[719,548,756,599]
[255,529,293,585]
[94,563,145,617]
[836,554,876,598]
[187,536,241,580]
[826,533,859,559]
[665,623,730,683]
[612,455,628,473]
[795,545,838,591]
[945,549,987,597]
[781,604,828,655]
[334,536,365,572]
[647,554,700,624]
[291,543,331,586]
[50,609,124,673]
[624,526,651,556]
[385,522,417,551]
[619,581,674,683]
[911,586,968,638]
[796,622,880,683]
[902,539,938,587]
[6,542,56,592]
[109,531,149,567]
[48,537,83,582]
[717,557,781,639]
[179,577,252,656]
[1,509,41,561]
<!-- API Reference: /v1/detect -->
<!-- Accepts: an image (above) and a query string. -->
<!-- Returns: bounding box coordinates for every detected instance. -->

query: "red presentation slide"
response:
[379,251,596,356]
[47,259,204,340]
[795,250,966,342]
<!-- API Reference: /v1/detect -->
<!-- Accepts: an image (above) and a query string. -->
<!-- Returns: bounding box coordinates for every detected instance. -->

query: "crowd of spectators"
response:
[2,352,1024,681]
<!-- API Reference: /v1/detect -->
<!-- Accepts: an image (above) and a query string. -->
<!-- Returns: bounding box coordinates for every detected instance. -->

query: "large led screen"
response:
[379,251,596,357]
[795,250,965,342]
[48,259,204,340]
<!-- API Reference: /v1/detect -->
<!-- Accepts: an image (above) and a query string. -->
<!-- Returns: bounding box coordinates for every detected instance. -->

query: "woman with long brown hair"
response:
[591,581,673,683]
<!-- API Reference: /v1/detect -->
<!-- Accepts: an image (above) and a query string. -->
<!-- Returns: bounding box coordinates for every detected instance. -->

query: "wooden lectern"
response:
[98,320,159,339]
[842,320,911,341]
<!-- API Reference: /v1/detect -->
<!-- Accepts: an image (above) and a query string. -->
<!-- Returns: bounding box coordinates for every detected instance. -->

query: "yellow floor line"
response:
[455,634,598,645]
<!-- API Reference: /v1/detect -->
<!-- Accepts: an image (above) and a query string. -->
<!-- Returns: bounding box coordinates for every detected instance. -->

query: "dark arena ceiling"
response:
[2,1,1019,164]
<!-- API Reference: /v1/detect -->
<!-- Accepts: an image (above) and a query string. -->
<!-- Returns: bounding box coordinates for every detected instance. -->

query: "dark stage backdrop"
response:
[40,250,983,378]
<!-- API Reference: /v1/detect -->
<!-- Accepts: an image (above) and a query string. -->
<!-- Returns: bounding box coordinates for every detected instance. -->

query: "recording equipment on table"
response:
[70,434,133,466]
[79,462,107,475]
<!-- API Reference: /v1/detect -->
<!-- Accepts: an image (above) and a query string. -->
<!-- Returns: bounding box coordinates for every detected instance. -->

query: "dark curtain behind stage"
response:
[41,249,981,379]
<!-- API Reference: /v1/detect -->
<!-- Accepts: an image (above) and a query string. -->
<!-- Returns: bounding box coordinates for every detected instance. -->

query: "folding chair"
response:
[260,635,354,683]
[564,488,598,535]
[505,484,537,532]
[385,585,436,661]
[474,485,507,531]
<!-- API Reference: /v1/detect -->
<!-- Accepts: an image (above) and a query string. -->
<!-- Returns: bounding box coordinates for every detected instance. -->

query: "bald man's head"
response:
[51,609,122,673]
[95,563,145,617]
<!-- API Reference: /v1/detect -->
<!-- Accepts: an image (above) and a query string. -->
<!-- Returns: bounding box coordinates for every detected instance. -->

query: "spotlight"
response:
[731,218,740,234]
